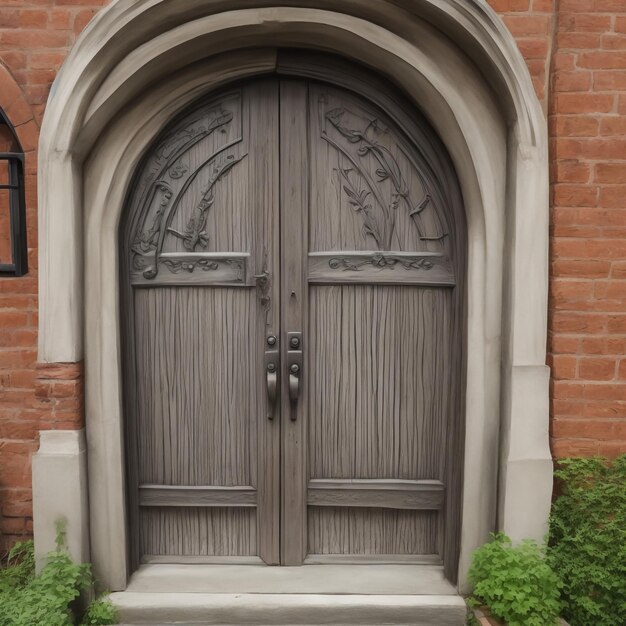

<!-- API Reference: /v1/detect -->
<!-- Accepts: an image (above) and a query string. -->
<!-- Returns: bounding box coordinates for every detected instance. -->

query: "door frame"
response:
[37,0,552,594]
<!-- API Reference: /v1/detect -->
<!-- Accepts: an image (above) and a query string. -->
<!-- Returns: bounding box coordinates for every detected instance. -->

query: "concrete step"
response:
[111,591,467,625]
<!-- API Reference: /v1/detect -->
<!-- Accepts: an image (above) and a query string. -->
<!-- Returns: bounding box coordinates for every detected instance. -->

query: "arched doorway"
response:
[37,0,552,596]
[120,59,466,580]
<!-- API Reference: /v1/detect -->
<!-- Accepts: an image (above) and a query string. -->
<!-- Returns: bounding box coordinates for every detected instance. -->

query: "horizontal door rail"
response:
[142,555,265,565]
[304,553,443,566]
[308,251,455,287]
[307,479,444,510]
[131,252,250,287]
[139,484,257,507]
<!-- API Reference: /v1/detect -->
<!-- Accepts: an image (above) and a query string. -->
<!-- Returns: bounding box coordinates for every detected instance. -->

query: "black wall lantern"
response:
[0,108,27,277]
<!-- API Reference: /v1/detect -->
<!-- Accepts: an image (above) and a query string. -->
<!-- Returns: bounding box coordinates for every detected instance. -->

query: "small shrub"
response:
[80,597,118,626]
[0,540,35,593]
[468,532,562,626]
[0,523,118,626]
[549,455,626,626]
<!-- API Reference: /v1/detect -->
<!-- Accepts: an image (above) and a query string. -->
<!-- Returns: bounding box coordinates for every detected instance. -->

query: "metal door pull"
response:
[287,332,303,419]
[265,335,279,420]
[289,363,300,403]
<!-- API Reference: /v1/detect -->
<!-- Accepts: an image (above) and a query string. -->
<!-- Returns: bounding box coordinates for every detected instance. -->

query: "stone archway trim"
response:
[37,1,552,593]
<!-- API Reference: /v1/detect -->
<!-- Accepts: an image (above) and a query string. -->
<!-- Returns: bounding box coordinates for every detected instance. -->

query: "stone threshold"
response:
[124,563,457,595]
[113,592,466,625]
[110,564,467,625]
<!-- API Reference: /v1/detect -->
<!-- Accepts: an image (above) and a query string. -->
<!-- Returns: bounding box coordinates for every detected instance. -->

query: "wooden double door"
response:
[121,67,465,578]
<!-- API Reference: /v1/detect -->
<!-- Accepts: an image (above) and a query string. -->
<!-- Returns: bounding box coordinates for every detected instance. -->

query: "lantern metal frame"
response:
[0,108,27,277]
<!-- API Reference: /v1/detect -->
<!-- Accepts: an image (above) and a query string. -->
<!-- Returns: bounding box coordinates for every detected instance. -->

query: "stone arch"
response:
[38,1,552,591]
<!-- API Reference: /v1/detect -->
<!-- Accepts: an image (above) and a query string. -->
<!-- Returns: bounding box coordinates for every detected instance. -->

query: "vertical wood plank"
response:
[247,79,281,565]
[141,507,256,557]
[133,288,257,487]
[307,286,450,483]
[307,508,438,555]
[280,79,309,565]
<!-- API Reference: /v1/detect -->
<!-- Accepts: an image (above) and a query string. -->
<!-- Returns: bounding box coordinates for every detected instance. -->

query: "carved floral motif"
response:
[130,102,243,280]
[328,253,435,272]
[160,257,244,275]
[135,182,173,254]
[169,162,189,179]
[167,153,246,252]
[322,106,446,249]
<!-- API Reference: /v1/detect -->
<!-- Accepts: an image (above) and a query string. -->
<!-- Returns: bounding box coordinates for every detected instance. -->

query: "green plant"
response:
[468,533,562,626]
[465,599,480,626]
[80,597,118,626]
[0,540,35,593]
[548,455,626,626]
[0,522,118,626]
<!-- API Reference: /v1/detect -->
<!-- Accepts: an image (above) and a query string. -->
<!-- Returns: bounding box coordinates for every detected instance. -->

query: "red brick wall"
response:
[0,2,105,550]
[547,0,626,458]
[490,0,626,458]
[0,0,625,550]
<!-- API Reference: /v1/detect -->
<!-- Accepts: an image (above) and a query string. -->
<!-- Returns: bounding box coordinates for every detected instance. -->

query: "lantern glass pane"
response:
[0,188,12,265]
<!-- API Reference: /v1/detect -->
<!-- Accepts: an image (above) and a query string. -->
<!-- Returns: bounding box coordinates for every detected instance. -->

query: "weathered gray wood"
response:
[130,252,249,286]
[308,252,455,286]
[308,286,451,480]
[278,52,467,580]
[139,485,257,507]
[302,76,464,567]
[127,90,247,283]
[142,555,264,565]
[133,287,257,487]
[140,507,257,557]
[303,554,442,566]
[307,508,440,556]
[307,82,449,255]
[122,83,280,564]
[307,479,445,510]
[245,79,281,566]
[279,79,309,565]
[121,62,466,578]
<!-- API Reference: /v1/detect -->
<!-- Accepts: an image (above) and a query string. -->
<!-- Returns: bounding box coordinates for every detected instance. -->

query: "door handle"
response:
[265,335,279,420]
[287,332,303,419]
[289,363,300,403]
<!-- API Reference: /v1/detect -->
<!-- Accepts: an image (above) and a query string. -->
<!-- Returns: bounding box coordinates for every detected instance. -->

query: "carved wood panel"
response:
[128,90,252,287]
[307,83,455,288]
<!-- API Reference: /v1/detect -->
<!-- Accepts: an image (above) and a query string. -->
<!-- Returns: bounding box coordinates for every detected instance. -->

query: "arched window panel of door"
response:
[0,109,27,277]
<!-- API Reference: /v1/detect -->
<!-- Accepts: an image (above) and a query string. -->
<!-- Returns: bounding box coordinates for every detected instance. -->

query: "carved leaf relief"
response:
[167,154,246,253]
[321,103,447,252]
[161,257,244,275]
[328,253,435,272]
[135,182,173,255]
[169,162,189,180]
[129,96,249,282]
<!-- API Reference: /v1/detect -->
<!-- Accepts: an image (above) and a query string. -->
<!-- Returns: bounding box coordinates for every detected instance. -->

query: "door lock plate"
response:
[287,332,303,416]
[265,335,279,420]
